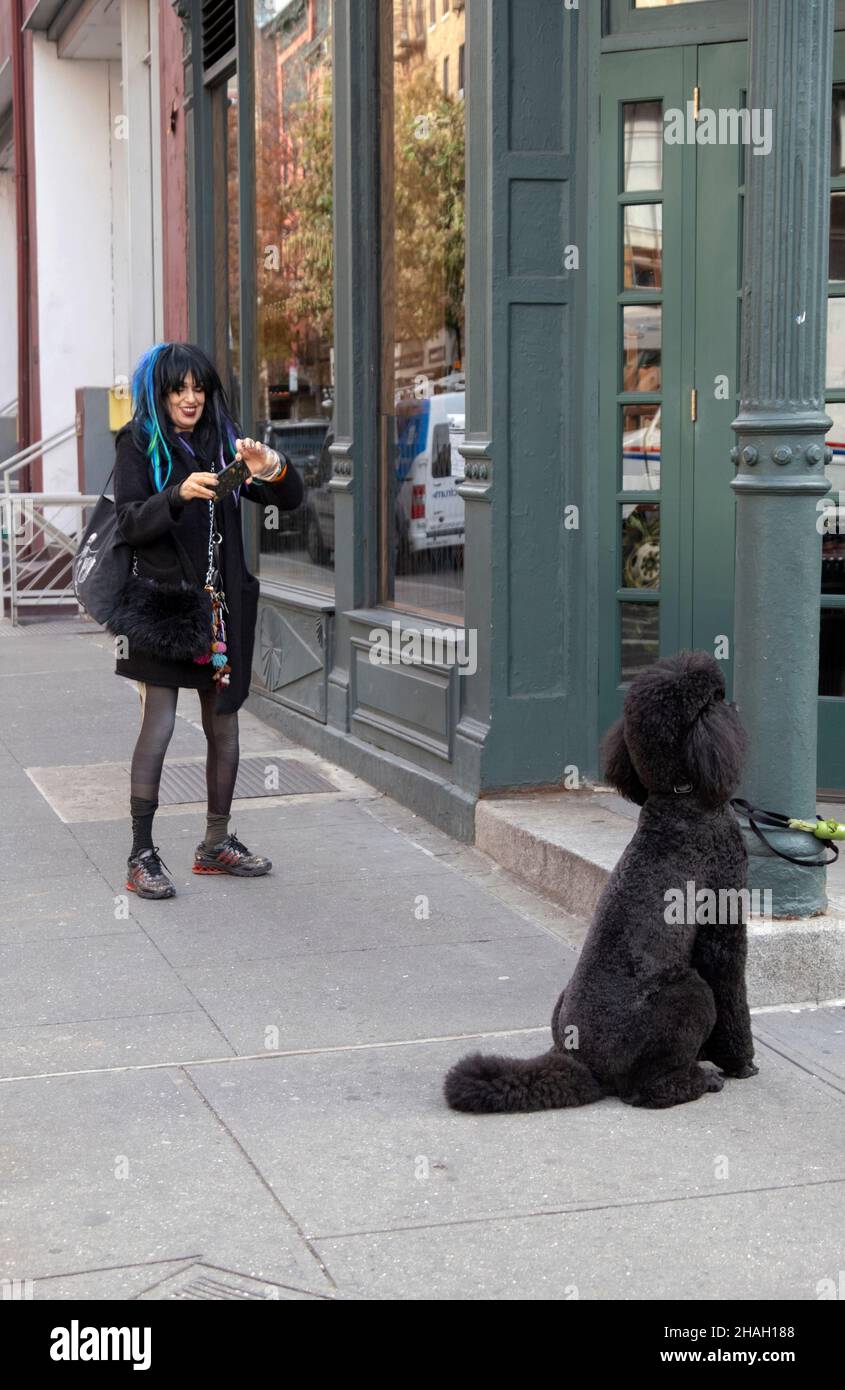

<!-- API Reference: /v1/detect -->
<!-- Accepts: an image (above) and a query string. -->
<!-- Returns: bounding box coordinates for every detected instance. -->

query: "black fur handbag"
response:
[107,570,212,661]
[107,490,221,664]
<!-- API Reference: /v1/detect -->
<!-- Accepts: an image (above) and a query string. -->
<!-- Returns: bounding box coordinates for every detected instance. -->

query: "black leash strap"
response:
[731,798,840,867]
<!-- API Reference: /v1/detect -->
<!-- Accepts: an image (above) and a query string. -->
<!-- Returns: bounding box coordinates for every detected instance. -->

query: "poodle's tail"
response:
[444,1047,604,1114]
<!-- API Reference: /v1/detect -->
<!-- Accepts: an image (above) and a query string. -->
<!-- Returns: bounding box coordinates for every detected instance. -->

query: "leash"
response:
[730,798,842,867]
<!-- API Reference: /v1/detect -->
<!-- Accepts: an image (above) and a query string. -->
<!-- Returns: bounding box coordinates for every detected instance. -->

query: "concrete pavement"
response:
[0,621,843,1300]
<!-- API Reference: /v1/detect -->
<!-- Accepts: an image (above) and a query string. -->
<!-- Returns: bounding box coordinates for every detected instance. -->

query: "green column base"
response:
[742,827,829,918]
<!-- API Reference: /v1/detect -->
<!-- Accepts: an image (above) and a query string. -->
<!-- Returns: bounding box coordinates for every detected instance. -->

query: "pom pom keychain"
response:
[192,489,233,688]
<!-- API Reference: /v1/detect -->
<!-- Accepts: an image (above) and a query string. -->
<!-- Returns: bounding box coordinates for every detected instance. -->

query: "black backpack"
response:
[72,465,133,625]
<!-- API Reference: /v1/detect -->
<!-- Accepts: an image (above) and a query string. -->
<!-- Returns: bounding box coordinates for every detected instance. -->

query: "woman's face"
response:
[166,371,206,431]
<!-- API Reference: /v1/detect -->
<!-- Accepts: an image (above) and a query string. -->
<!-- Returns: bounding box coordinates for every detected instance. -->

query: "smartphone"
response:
[213,457,249,501]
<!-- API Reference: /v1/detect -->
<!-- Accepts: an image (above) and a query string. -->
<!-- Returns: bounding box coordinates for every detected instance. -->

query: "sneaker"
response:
[126,847,176,899]
[193,831,272,877]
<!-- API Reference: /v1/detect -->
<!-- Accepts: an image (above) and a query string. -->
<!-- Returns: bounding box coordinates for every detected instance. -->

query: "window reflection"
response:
[831,193,845,283]
[622,503,661,590]
[820,610,845,696]
[824,402,845,495]
[826,298,845,391]
[623,204,662,289]
[380,0,467,620]
[833,84,845,176]
[622,405,661,491]
[253,0,334,595]
[623,305,662,392]
[211,75,241,414]
[623,101,663,192]
[620,602,660,683]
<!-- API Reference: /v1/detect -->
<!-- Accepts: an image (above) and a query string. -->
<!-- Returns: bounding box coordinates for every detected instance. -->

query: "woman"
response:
[113,341,303,899]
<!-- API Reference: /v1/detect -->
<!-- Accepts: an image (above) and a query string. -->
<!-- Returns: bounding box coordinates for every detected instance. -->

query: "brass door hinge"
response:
[690,388,698,423]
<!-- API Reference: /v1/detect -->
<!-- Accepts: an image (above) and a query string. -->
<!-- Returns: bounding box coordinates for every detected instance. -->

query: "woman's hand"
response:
[178,471,219,502]
[235,437,279,481]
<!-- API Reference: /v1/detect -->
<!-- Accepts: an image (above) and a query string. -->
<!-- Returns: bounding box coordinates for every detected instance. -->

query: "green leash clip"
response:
[789,817,845,841]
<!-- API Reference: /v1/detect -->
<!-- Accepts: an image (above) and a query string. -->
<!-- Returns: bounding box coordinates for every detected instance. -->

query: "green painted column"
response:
[731,0,834,916]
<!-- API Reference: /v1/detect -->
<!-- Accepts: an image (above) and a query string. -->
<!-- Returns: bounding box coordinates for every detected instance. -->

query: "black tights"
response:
[129,684,239,854]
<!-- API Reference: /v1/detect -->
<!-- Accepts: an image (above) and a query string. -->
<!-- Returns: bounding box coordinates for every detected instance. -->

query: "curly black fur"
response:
[107,575,212,662]
[444,651,759,1114]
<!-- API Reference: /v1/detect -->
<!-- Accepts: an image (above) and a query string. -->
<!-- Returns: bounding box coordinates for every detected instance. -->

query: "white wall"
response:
[32,32,115,496]
[0,170,18,417]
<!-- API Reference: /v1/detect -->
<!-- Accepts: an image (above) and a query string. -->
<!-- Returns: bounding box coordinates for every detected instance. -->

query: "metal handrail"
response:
[1,424,78,492]
[0,398,18,417]
[0,491,101,625]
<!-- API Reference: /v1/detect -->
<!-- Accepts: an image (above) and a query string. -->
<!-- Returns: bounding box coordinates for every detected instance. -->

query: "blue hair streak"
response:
[131,343,175,491]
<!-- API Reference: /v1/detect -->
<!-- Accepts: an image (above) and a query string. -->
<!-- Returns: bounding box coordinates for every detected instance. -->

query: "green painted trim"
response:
[326,0,380,729]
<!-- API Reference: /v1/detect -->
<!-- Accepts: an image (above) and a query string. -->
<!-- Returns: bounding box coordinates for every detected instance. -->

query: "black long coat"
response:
[112,424,303,714]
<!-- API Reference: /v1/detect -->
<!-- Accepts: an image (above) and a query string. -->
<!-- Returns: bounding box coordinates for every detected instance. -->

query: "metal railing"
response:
[1,423,78,494]
[1,493,101,625]
[0,423,93,625]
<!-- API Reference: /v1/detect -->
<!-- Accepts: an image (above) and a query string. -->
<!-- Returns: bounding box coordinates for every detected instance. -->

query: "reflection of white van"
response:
[622,407,661,491]
[395,392,466,556]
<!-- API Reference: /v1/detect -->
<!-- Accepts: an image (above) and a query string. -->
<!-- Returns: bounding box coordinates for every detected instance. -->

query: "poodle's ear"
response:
[685,705,747,806]
[601,716,648,806]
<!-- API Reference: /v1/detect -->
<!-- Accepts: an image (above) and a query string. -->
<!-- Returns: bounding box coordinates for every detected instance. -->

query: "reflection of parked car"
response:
[302,396,467,572]
[259,419,329,540]
[622,408,661,490]
[303,429,335,564]
[395,392,465,559]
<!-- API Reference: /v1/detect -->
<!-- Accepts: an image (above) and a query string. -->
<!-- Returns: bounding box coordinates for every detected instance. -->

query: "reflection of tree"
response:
[227,86,241,393]
[394,65,465,363]
[254,8,334,416]
[284,79,334,346]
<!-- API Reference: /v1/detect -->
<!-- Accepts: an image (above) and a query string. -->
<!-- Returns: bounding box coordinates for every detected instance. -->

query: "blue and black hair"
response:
[129,342,241,491]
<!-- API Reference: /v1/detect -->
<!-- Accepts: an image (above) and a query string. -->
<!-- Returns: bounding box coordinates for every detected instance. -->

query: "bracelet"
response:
[266,451,288,483]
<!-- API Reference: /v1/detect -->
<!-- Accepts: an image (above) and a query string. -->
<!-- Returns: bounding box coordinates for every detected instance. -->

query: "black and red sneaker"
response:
[193,832,272,877]
[126,847,176,899]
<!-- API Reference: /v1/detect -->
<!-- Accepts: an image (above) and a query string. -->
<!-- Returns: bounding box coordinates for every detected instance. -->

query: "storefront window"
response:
[378,0,467,622]
[211,74,241,416]
[253,0,334,595]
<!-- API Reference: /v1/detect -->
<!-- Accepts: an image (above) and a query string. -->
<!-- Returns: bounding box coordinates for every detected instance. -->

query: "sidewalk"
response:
[0,621,843,1301]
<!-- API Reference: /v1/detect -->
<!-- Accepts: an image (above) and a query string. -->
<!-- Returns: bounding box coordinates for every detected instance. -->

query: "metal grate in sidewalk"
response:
[158,754,335,805]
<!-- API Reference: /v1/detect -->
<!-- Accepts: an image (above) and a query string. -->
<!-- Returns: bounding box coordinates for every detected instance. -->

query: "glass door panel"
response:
[599,46,689,735]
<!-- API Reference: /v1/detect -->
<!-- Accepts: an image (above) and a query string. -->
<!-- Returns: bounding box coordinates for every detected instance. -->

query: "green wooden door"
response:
[601,38,845,792]
[600,41,747,720]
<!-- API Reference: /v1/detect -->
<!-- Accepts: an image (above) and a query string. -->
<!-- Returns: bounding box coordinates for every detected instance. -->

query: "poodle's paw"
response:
[704,1068,725,1093]
[719,1060,759,1079]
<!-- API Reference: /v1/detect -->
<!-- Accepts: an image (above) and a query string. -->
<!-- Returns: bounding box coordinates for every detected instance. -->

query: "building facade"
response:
[170,0,843,841]
[3,0,843,861]
[1,0,188,497]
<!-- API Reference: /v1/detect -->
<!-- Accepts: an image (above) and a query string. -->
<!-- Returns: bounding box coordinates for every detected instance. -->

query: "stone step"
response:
[476,790,845,1008]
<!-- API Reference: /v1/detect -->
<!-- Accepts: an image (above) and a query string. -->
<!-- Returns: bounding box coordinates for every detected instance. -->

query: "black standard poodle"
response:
[444,650,759,1113]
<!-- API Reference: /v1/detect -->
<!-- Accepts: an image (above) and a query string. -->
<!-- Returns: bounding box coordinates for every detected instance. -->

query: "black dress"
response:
[112,424,303,715]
